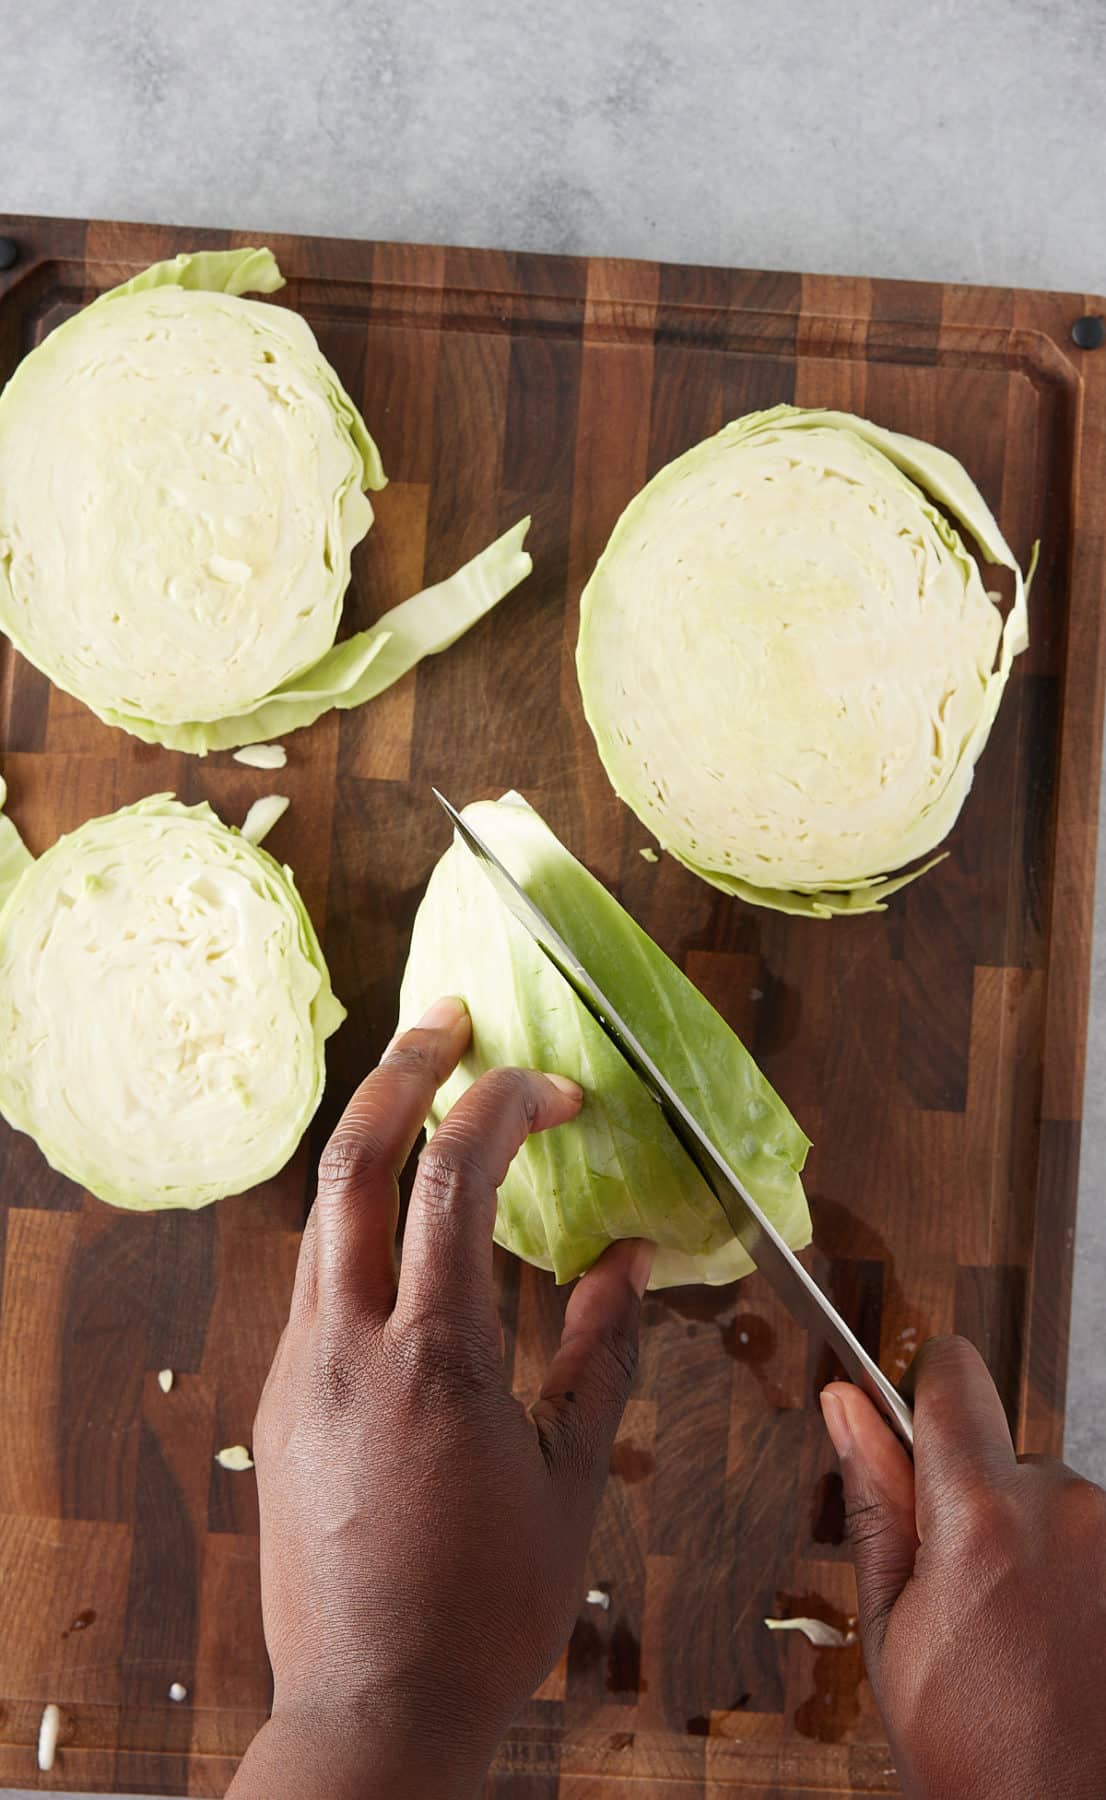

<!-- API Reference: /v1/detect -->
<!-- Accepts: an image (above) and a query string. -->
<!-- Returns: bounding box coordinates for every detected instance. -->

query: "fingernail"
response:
[542,1072,584,1102]
[820,1386,853,1458]
[626,1239,656,1297]
[415,996,468,1032]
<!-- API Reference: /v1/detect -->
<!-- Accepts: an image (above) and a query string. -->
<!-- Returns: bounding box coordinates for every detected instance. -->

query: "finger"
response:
[532,1238,654,1503]
[394,1067,583,1350]
[907,1336,1017,1536]
[821,1382,917,1666]
[288,1205,320,1319]
[312,996,471,1318]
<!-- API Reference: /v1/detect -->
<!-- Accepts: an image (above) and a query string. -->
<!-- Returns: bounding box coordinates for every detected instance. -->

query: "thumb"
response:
[531,1238,654,1509]
[821,1383,918,1665]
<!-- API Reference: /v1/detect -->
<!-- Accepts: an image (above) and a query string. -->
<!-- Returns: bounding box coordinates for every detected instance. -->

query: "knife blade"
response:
[433,790,913,1448]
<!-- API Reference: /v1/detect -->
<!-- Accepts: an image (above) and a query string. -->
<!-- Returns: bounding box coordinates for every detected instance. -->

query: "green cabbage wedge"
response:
[0,249,531,753]
[577,405,1033,917]
[0,795,344,1209]
[399,794,811,1288]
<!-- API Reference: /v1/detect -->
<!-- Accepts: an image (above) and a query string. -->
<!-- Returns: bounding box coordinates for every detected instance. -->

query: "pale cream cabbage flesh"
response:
[399,793,811,1289]
[234,744,287,770]
[0,795,344,1209]
[577,405,1032,917]
[0,249,531,752]
[240,794,290,844]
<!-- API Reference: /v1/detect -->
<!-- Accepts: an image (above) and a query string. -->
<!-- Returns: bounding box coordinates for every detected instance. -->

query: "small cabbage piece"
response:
[577,405,1032,917]
[0,773,32,908]
[234,743,287,770]
[37,1703,61,1775]
[214,1445,255,1472]
[0,249,531,753]
[0,795,344,1209]
[398,793,810,1288]
[240,794,289,844]
[765,1616,854,1648]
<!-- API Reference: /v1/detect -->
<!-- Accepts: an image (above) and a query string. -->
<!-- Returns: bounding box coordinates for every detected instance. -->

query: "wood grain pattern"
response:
[0,213,1104,1795]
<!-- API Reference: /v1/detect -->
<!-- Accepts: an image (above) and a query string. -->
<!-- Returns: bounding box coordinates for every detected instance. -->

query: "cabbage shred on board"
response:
[0,774,32,908]
[0,795,344,1210]
[0,249,531,753]
[577,405,1033,917]
[399,793,811,1289]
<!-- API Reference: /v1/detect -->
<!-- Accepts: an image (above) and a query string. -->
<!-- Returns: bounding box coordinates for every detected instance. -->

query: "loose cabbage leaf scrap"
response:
[0,775,32,909]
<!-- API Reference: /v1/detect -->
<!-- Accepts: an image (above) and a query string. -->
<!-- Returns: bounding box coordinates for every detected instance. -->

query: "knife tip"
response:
[432,788,467,834]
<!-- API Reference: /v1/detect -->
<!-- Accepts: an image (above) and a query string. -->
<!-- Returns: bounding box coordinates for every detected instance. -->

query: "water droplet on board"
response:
[610,1440,654,1484]
[61,1608,96,1639]
[724,1312,775,1365]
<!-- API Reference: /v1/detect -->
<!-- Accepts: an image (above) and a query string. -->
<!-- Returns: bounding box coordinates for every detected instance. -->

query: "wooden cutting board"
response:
[1,214,1104,1798]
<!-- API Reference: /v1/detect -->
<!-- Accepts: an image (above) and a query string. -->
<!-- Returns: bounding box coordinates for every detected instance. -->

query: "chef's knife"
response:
[433,789,914,1449]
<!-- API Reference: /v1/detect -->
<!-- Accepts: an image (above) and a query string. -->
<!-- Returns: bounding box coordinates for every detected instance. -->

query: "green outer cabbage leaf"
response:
[0,248,530,752]
[0,794,344,1210]
[577,404,1033,918]
[95,247,288,304]
[398,793,811,1289]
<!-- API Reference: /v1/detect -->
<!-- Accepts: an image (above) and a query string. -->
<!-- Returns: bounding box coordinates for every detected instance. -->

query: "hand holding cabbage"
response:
[399,793,811,1288]
[232,999,653,1800]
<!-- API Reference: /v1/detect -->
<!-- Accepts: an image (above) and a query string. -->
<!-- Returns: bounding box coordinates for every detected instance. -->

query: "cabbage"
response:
[765,1617,853,1648]
[0,795,344,1209]
[577,405,1032,917]
[0,249,531,753]
[398,793,810,1288]
[0,774,32,909]
[233,744,287,770]
[240,794,289,844]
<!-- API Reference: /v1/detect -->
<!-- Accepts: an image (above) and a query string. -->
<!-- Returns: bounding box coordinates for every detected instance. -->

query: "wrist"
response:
[230,1694,497,1800]
[228,1713,366,1800]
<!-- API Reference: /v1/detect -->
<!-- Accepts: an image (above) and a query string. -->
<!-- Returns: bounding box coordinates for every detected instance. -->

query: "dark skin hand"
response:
[227,996,654,1800]
[822,1338,1106,1798]
[227,996,1106,1798]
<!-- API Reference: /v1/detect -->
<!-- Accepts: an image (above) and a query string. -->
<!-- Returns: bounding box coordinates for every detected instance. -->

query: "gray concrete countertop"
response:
[3,2,1104,1793]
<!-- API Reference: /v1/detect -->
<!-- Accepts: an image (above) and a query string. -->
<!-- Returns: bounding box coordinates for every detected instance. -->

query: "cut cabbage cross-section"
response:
[577,405,1033,917]
[398,793,811,1289]
[0,249,531,753]
[0,795,345,1209]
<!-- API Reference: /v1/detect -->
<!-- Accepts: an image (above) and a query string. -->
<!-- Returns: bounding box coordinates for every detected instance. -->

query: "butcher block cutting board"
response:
[1,214,1105,1799]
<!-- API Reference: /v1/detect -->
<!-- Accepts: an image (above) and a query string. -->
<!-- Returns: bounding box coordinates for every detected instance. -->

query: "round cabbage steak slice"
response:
[0,794,344,1209]
[0,249,531,753]
[577,405,1032,917]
